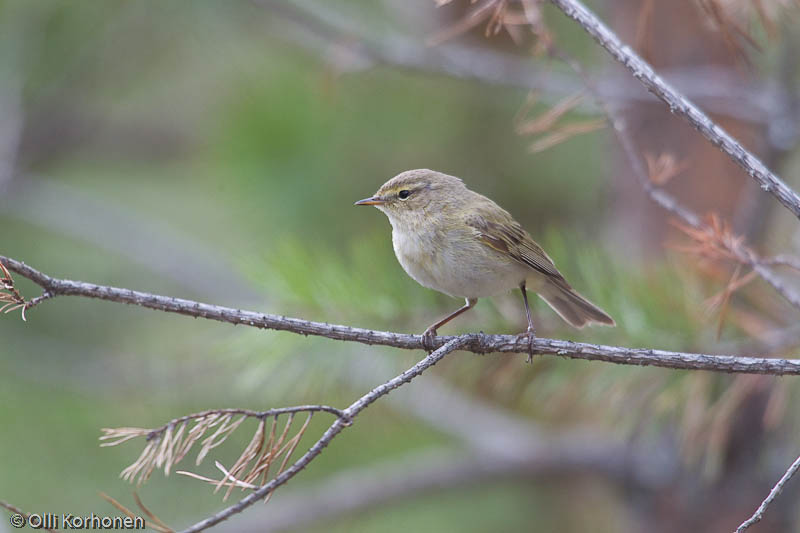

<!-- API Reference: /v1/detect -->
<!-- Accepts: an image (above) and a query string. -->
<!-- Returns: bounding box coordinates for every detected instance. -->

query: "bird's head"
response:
[354,169,466,226]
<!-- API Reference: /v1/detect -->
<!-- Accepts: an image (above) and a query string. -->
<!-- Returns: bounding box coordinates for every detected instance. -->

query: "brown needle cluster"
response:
[0,261,27,320]
[101,406,344,501]
[429,0,550,48]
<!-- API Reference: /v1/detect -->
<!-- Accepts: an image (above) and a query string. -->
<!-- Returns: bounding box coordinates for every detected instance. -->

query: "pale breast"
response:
[391,224,528,299]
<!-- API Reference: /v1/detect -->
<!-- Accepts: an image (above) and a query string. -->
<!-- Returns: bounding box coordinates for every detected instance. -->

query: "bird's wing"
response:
[465,210,565,281]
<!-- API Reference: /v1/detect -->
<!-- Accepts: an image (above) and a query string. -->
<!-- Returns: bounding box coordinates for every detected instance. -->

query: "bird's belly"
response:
[392,228,525,298]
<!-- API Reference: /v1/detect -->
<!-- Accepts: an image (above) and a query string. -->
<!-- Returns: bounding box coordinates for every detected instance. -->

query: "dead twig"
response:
[0,500,57,532]
[0,260,27,320]
[101,406,347,493]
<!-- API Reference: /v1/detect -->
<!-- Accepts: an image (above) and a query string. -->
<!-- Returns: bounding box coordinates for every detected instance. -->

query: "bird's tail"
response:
[538,278,615,329]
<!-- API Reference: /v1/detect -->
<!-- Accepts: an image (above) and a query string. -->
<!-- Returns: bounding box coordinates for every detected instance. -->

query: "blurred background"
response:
[2,1,800,531]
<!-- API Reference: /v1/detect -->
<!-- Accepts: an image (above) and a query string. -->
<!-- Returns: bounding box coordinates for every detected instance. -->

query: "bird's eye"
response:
[398,190,411,200]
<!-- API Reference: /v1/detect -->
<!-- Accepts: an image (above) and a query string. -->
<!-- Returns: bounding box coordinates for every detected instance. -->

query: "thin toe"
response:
[421,328,437,353]
[521,329,535,363]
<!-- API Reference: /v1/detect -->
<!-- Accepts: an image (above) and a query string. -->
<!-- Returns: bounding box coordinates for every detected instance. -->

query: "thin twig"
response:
[179,335,475,533]
[546,0,800,220]
[145,406,349,435]
[3,255,800,374]
[735,453,800,532]
[0,500,57,532]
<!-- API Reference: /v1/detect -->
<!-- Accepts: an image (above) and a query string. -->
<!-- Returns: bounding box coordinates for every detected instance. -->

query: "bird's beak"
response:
[354,196,385,206]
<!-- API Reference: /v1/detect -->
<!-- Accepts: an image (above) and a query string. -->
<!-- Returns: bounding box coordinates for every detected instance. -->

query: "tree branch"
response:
[3,255,800,375]
[0,256,800,375]
[179,334,474,533]
[735,453,800,533]
[546,0,800,220]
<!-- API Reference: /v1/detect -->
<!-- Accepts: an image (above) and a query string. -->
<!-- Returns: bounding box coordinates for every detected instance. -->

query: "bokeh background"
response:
[2,1,800,532]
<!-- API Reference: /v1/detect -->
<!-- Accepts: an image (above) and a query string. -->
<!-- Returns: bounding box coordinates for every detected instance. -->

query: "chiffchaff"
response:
[355,169,614,359]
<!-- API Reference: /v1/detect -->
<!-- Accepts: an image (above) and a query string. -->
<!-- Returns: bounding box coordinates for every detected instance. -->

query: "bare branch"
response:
[2,255,800,374]
[546,0,800,220]
[735,453,800,533]
[179,335,474,533]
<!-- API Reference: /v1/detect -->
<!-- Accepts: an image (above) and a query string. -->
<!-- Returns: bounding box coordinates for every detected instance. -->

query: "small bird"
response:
[355,169,615,360]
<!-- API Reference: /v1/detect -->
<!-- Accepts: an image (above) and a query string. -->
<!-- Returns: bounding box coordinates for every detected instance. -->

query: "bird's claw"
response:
[519,327,536,363]
[422,327,437,353]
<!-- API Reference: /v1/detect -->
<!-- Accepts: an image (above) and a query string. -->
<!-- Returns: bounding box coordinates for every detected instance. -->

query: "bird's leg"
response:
[422,298,477,352]
[519,283,536,363]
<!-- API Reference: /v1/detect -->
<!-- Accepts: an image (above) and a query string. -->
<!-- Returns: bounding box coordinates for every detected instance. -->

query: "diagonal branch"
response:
[179,334,475,533]
[2,254,800,374]
[735,453,800,532]
[546,0,800,220]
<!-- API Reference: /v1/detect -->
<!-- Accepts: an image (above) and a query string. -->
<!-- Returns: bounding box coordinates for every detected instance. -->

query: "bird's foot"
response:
[518,327,536,363]
[422,327,438,354]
